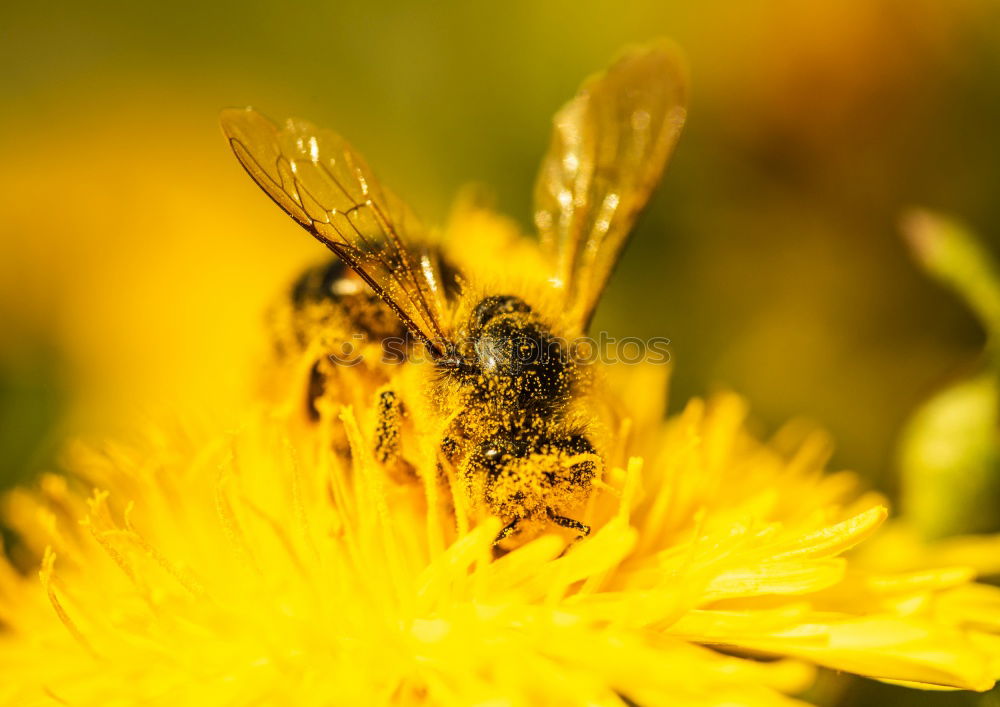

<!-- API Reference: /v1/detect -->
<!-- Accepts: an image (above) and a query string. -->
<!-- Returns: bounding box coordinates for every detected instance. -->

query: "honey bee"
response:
[221,42,687,543]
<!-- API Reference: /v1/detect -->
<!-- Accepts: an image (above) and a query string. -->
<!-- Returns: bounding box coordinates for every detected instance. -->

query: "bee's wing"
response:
[221,108,454,357]
[534,42,688,329]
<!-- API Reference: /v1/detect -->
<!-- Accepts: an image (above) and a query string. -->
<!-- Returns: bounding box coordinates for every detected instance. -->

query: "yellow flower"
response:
[2,324,1000,706]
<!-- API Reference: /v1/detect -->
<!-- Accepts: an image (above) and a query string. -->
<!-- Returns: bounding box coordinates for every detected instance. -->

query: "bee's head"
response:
[466,433,597,521]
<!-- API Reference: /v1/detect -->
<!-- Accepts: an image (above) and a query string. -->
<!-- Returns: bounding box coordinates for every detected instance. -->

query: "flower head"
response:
[2,338,1000,705]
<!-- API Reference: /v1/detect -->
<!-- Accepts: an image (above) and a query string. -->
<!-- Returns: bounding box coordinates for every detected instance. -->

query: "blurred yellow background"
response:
[2,3,999,699]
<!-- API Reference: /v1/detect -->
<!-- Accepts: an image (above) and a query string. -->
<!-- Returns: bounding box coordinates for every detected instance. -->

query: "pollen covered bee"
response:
[221,43,687,544]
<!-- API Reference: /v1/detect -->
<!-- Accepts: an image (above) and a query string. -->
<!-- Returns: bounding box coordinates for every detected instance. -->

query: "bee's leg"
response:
[546,508,591,538]
[374,388,403,465]
[305,359,326,422]
[494,517,521,545]
[439,435,460,462]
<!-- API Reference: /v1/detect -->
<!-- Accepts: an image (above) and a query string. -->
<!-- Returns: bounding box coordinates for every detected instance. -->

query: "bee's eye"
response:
[473,436,524,475]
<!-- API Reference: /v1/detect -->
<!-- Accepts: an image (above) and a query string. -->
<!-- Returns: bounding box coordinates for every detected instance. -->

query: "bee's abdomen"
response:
[270,257,406,423]
[287,257,406,342]
[290,258,349,307]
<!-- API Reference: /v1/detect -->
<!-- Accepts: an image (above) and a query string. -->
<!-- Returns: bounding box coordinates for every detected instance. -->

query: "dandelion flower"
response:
[4,43,1000,707]
[2,347,1000,705]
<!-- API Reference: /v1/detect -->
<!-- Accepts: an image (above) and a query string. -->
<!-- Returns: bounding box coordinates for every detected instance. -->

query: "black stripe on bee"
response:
[290,258,350,308]
[290,257,406,340]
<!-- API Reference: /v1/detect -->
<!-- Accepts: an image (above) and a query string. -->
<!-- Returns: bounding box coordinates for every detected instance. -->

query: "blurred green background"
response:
[2,1,1000,702]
